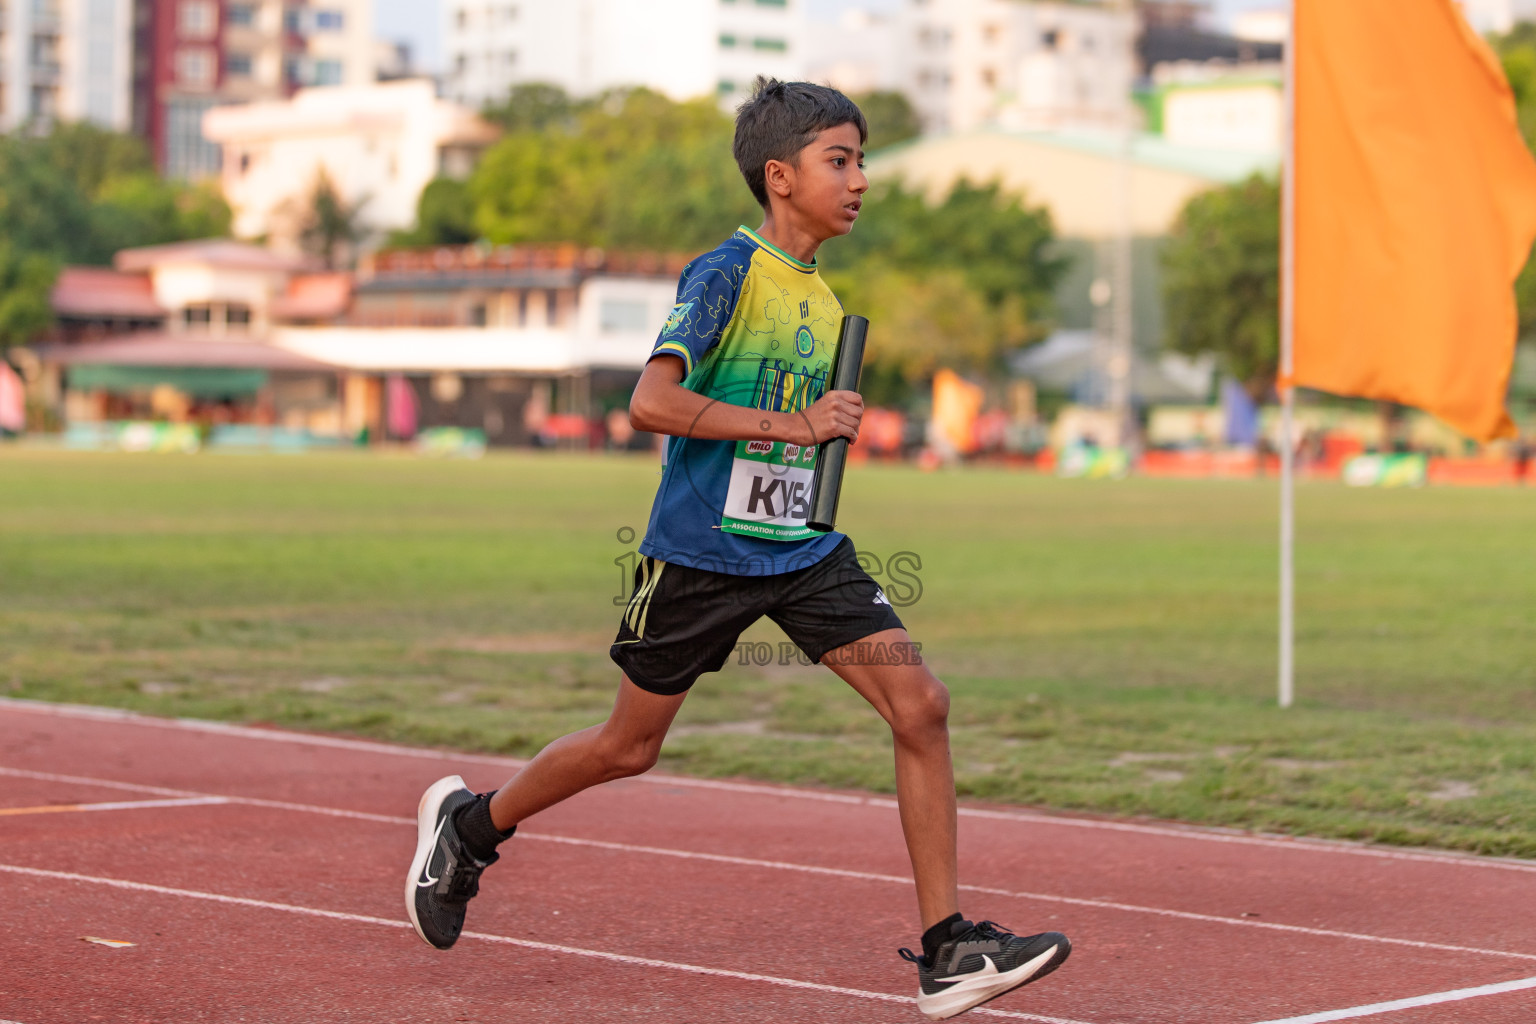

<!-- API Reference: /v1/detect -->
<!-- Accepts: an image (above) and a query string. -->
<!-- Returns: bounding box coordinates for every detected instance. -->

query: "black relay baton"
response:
[806,314,869,532]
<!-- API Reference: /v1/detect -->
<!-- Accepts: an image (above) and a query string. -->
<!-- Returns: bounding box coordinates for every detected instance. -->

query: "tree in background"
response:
[480,82,583,135]
[1492,24,1536,339]
[851,91,923,152]
[824,180,1065,400]
[390,177,478,247]
[1160,174,1281,401]
[454,85,1066,404]
[470,86,757,253]
[0,123,231,267]
[298,170,369,270]
[0,245,57,352]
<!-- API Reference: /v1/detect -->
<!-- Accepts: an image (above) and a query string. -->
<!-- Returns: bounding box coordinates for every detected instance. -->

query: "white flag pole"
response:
[1279,0,1298,709]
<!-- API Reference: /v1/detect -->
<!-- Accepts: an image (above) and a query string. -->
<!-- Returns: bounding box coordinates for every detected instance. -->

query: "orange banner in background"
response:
[1294,0,1536,440]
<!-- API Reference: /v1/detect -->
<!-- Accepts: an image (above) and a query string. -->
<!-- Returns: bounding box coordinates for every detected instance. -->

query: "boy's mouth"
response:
[843,200,862,220]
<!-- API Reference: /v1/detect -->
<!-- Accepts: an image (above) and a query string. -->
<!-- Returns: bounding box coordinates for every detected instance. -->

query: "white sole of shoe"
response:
[916,943,1064,1020]
[404,774,467,948]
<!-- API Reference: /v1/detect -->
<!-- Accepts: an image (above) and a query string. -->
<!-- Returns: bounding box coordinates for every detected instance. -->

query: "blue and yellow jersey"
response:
[639,226,847,576]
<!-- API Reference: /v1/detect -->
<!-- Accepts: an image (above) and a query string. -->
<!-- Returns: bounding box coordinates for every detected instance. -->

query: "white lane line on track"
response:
[0,796,228,817]
[6,696,1536,875]
[6,765,1535,966]
[1246,973,1536,1023]
[0,863,1087,1024]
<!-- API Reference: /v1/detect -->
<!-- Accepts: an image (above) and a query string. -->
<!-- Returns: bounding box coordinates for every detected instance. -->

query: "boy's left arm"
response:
[630,356,862,447]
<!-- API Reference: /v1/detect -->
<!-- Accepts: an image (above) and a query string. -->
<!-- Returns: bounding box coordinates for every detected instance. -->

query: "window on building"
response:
[600,300,649,333]
[456,8,467,28]
[718,33,736,47]
[469,303,487,327]
[314,9,343,30]
[1041,28,1060,50]
[226,52,253,76]
[165,96,221,178]
[183,304,212,328]
[753,37,787,52]
[175,47,215,87]
[503,50,517,68]
[315,59,342,84]
[178,0,216,38]
[226,304,252,329]
[227,3,255,27]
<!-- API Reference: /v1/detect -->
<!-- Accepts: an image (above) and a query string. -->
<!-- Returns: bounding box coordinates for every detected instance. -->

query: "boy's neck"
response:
[753,209,825,266]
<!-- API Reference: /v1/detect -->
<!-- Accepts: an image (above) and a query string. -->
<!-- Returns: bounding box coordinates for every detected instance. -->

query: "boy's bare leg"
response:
[487,675,688,831]
[823,628,960,931]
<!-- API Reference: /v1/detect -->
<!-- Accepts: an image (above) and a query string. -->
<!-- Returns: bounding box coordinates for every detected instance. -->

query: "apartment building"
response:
[132,0,373,178]
[204,79,499,254]
[902,0,1136,135]
[441,0,805,109]
[0,0,133,130]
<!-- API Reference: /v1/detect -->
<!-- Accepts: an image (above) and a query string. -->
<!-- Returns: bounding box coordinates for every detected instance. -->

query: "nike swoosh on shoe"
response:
[934,955,1000,986]
[417,816,448,887]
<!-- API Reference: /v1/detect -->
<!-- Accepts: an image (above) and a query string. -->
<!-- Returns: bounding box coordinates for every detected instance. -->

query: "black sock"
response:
[453,792,515,862]
[921,912,966,962]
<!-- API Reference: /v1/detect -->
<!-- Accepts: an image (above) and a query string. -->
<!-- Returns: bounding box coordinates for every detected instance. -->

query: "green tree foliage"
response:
[831,181,1064,314]
[480,82,583,134]
[457,86,1064,398]
[823,180,1064,398]
[470,87,758,253]
[851,91,923,152]
[0,123,232,268]
[1161,174,1281,400]
[389,177,478,247]
[299,170,369,270]
[1492,24,1536,338]
[0,244,58,350]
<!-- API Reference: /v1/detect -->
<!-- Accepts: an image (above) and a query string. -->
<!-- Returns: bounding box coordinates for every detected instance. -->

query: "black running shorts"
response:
[610,536,906,696]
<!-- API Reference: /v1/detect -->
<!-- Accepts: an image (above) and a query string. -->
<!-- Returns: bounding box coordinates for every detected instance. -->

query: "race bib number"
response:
[720,439,820,540]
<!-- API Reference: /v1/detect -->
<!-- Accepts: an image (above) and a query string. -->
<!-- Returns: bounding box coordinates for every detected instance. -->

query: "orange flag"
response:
[1294,0,1536,440]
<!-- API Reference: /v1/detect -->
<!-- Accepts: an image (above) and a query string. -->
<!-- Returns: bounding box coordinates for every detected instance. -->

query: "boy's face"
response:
[779,122,868,238]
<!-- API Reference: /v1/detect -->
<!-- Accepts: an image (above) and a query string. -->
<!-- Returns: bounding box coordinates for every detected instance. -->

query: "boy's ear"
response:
[763,157,795,201]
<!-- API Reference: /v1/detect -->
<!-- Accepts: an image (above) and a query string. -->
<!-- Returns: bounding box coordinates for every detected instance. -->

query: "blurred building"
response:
[131,0,375,179]
[1229,8,1287,44]
[803,8,903,95]
[34,239,684,449]
[901,0,1137,134]
[203,79,499,256]
[441,0,806,109]
[809,0,1136,136]
[0,0,133,131]
[870,130,1278,351]
[1146,63,1283,153]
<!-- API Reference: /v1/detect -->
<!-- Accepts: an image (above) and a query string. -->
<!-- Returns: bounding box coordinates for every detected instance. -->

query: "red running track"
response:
[3,696,1536,1024]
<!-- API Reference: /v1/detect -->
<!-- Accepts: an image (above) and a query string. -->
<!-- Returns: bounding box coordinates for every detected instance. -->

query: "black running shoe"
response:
[406,775,495,949]
[899,920,1071,1020]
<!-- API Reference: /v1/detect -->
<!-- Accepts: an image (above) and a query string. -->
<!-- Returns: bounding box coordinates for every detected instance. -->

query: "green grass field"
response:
[3,448,1534,856]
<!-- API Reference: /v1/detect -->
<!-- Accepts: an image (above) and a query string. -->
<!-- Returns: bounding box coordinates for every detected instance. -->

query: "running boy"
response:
[405,78,1071,1020]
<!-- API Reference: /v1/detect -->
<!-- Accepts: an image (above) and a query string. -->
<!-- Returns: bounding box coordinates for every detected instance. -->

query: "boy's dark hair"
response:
[733,77,868,208]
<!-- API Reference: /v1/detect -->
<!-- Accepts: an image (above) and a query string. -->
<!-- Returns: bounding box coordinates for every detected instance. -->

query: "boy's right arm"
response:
[630,355,863,447]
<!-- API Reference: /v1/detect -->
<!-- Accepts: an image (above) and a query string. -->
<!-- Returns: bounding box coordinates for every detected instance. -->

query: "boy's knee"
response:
[603,736,662,779]
[892,676,949,738]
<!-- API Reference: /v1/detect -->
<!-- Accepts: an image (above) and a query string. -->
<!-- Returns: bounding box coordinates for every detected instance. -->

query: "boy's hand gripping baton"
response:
[807,314,868,533]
